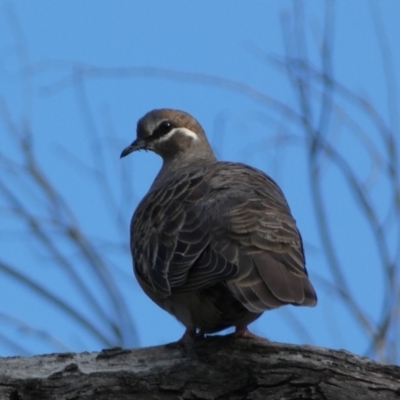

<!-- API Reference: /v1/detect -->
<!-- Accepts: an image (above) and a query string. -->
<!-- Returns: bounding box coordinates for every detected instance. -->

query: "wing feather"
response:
[206,163,317,310]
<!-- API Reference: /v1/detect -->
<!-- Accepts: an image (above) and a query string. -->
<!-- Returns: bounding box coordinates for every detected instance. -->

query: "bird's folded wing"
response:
[203,164,317,311]
[132,172,238,297]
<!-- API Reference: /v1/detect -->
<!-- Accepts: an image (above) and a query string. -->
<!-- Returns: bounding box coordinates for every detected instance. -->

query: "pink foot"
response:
[231,326,269,341]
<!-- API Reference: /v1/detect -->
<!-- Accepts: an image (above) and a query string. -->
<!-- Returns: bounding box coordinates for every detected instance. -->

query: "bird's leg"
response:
[232,326,269,341]
[179,328,197,341]
[178,328,204,342]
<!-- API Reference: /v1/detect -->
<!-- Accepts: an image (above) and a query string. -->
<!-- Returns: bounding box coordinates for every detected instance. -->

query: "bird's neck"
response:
[151,151,217,192]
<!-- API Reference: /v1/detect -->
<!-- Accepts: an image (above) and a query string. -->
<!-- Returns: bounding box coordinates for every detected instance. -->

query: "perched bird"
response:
[121,109,317,340]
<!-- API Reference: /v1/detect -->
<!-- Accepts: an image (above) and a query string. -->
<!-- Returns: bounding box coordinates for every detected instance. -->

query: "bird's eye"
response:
[152,121,174,140]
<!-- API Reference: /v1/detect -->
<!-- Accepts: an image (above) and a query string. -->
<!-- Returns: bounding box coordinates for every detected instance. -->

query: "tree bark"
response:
[1,337,399,400]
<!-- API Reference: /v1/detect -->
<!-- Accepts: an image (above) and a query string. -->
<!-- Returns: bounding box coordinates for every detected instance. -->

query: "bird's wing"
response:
[201,162,317,312]
[131,171,238,298]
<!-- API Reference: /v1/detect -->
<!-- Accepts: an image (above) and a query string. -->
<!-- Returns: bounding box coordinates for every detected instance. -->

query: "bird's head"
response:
[120,109,215,163]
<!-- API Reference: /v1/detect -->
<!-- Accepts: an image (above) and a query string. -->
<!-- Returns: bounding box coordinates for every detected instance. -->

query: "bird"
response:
[121,109,317,341]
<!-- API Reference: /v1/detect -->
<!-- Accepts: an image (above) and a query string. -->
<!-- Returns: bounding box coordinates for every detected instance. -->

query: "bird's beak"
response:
[120,139,146,158]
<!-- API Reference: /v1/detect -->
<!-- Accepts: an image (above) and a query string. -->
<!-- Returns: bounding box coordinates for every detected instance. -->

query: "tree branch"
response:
[1,338,399,399]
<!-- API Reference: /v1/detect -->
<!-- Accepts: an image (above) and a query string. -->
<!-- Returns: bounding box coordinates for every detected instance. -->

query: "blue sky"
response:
[1,1,399,361]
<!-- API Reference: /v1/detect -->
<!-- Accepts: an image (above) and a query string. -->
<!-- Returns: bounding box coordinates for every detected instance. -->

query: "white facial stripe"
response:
[157,127,199,142]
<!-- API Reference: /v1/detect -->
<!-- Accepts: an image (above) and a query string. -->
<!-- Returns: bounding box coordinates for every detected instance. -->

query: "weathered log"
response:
[1,337,399,399]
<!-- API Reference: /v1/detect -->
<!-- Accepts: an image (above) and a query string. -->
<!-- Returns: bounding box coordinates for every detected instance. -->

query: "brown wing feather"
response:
[131,170,237,297]
[206,162,317,310]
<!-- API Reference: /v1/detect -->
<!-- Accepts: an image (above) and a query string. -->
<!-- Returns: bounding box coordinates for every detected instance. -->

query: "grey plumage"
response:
[121,109,317,339]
